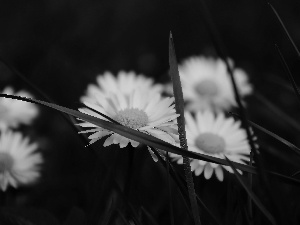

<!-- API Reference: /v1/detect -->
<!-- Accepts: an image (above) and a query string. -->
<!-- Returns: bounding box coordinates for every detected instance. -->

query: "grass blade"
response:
[1,93,300,185]
[101,199,114,225]
[151,148,194,221]
[225,157,277,225]
[166,153,175,225]
[169,32,201,225]
[151,148,222,225]
[268,3,300,58]
[140,207,159,225]
[275,44,300,105]
[196,0,261,218]
[291,171,300,177]
[254,92,300,132]
[0,58,97,157]
[230,112,300,157]
[116,210,131,225]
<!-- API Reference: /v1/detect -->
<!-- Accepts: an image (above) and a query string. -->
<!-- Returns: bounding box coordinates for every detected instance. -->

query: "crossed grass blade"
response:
[150,148,194,221]
[1,93,300,186]
[225,156,277,225]
[150,148,222,225]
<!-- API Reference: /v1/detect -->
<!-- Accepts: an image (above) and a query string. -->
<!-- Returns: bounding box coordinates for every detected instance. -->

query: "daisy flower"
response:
[78,89,179,148]
[0,129,42,191]
[167,56,252,112]
[0,86,39,129]
[170,111,251,181]
[81,71,163,103]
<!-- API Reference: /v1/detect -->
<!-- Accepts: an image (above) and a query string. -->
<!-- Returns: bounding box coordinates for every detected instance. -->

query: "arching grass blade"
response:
[1,93,300,186]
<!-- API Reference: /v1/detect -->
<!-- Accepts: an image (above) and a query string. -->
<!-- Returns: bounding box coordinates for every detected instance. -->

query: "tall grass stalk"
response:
[169,32,201,225]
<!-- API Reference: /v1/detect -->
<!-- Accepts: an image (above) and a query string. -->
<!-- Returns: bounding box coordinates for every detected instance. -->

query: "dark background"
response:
[0,0,300,224]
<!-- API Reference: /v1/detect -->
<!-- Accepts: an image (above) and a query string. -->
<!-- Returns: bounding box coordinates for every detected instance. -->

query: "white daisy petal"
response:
[0,129,42,191]
[84,71,162,103]
[165,56,252,112]
[103,135,114,147]
[204,164,214,179]
[215,166,224,181]
[0,87,38,129]
[195,165,204,176]
[77,74,179,154]
[170,110,252,181]
[130,140,139,147]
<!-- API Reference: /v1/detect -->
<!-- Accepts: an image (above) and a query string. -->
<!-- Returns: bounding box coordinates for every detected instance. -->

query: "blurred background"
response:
[0,0,300,224]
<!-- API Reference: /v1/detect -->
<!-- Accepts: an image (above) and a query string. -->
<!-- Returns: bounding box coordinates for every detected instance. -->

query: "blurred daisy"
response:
[0,129,42,191]
[78,89,179,148]
[0,86,38,129]
[81,71,163,103]
[170,111,251,181]
[167,56,252,112]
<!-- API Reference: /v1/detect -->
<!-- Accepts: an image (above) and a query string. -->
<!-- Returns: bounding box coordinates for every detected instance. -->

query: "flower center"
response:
[195,132,226,154]
[0,153,14,173]
[195,79,219,97]
[115,108,148,129]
